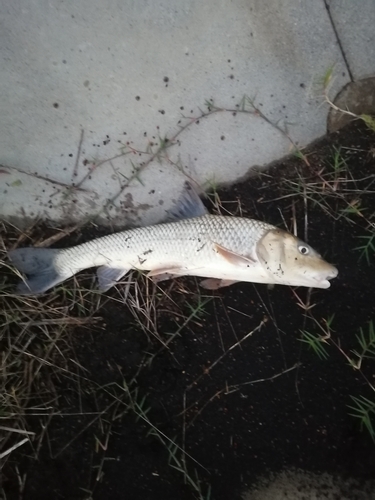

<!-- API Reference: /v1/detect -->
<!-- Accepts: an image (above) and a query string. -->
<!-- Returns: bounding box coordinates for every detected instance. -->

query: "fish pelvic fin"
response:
[8,247,66,295]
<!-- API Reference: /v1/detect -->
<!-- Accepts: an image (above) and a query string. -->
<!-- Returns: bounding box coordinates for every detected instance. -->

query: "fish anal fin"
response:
[200,278,239,290]
[147,266,183,278]
[150,272,179,283]
[213,243,255,266]
[97,265,129,291]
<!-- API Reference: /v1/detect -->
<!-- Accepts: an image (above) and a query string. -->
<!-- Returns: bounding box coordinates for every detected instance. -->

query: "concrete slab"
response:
[326,0,375,80]
[242,469,375,499]
[0,0,350,227]
[327,77,375,132]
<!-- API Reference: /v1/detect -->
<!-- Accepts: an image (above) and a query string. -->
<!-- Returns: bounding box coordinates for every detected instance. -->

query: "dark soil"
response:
[2,120,375,499]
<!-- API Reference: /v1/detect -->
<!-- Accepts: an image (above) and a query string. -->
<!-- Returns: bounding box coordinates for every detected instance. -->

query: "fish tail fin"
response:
[8,247,67,295]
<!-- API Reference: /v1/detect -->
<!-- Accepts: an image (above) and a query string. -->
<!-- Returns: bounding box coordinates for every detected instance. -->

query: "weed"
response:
[348,395,375,441]
[299,315,334,360]
[349,321,375,370]
[129,160,145,186]
[354,233,375,264]
[298,311,375,440]
[124,377,212,500]
[292,147,311,166]
[321,65,335,91]
[274,135,375,241]
[0,225,116,495]
[299,330,329,360]
[165,440,211,500]
[329,146,347,177]
[360,114,375,133]
[147,294,211,364]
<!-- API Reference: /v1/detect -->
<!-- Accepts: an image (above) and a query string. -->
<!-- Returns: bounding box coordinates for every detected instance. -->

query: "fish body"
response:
[9,213,338,295]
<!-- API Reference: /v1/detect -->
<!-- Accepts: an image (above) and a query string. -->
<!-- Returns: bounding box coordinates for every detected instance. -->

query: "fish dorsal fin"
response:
[214,243,256,266]
[97,265,130,291]
[165,181,208,222]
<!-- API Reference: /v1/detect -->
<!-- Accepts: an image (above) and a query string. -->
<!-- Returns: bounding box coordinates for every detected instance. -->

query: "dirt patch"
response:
[1,120,375,500]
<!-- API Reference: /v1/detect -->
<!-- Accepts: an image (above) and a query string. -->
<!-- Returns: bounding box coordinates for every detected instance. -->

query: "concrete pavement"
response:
[0,0,373,228]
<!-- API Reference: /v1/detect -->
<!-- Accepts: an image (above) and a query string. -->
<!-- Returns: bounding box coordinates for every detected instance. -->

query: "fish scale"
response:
[54,215,274,273]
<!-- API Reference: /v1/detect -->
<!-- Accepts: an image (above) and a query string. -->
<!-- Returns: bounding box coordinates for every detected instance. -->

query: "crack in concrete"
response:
[323,0,354,82]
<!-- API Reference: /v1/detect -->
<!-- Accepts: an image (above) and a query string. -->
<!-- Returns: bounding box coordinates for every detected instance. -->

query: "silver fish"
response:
[8,184,338,295]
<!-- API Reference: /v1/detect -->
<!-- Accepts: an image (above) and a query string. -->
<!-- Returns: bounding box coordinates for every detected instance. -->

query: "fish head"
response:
[256,229,338,289]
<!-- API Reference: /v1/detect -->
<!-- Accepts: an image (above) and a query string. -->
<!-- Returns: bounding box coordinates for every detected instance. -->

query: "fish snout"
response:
[326,265,338,280]
[314,264,338,288]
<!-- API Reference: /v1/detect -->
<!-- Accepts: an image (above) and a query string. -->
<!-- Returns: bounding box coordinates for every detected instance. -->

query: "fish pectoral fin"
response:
[200,278,239,290]
[213,243,256,266]
[96,265,130,291]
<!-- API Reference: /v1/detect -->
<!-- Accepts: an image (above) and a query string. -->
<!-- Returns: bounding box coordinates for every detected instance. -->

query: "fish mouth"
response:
[311,266,338,289]
[313,278,331,289]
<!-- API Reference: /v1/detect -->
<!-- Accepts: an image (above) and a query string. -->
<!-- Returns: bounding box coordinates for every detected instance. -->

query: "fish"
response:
[8,182,338,295]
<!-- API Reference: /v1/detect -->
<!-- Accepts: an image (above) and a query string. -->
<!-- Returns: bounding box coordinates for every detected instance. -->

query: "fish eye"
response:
[298,245,309,255]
